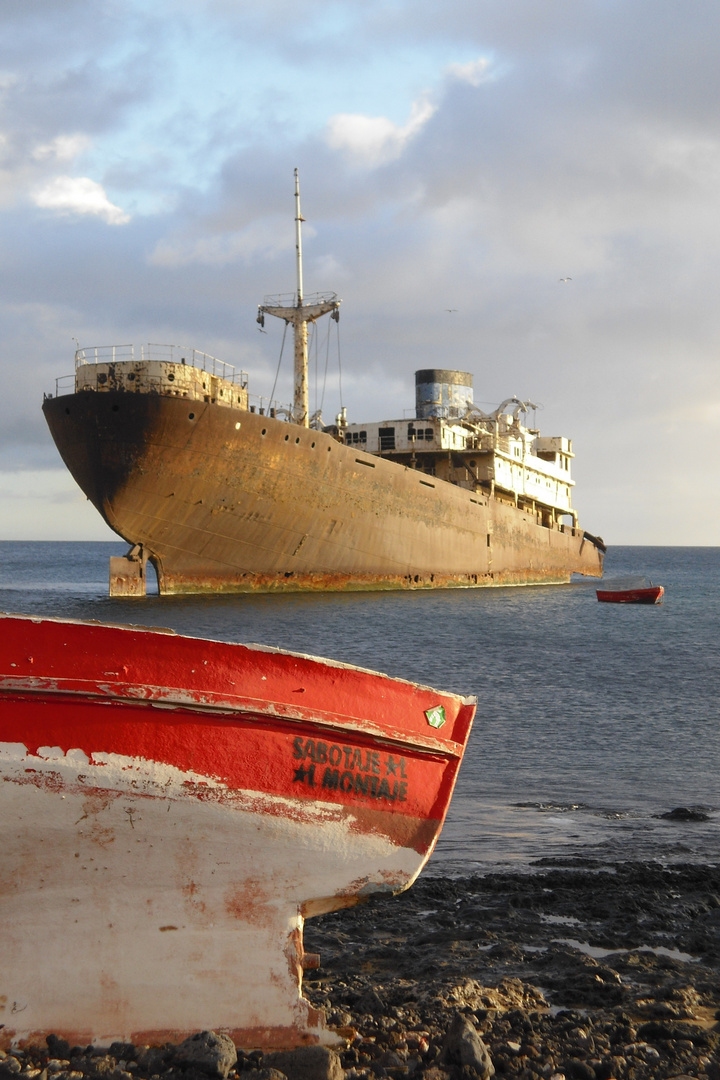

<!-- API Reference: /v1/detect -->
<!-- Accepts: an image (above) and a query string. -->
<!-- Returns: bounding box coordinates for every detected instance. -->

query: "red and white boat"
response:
[596,577,664,604]
[0,612,474,1050]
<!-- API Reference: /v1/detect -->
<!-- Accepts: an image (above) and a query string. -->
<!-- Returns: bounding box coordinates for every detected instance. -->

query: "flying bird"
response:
[559,277,572,283]
[445,308,458,312]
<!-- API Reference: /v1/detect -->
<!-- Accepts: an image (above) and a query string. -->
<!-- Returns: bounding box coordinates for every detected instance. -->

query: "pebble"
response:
[2,862,719,1080]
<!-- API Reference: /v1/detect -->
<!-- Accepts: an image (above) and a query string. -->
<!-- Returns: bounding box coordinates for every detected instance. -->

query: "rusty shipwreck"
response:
[42,171,605,596]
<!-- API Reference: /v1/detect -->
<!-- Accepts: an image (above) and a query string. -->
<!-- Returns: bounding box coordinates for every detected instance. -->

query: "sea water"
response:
[2,541,718,873]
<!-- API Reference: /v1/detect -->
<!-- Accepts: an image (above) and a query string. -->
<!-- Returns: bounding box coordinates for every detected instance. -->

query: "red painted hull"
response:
[596,586,664,604]
[0,613,474,1048]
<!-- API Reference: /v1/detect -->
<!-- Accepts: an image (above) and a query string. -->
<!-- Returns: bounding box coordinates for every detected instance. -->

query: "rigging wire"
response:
[319,315,332,415]
[336,318,344,412]
[269,321,289,407]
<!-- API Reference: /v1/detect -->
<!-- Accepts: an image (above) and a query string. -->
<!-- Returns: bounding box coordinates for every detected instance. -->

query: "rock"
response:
[439,1014,494,1078]
[46,1038,72,1061]
[135,1048,171,1074]
[173,1032,237,1078]
[660,807,710,822]
[262,1046,344,1080]
[561,1060,596,1080]
[108,1046,136,1063]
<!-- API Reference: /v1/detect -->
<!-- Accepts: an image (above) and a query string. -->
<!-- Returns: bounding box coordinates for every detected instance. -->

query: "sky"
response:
[1,0,719,545]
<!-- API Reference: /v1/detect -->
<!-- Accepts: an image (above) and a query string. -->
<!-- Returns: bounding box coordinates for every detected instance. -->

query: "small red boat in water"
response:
[596,577,664,604]
[0,613,475,1049]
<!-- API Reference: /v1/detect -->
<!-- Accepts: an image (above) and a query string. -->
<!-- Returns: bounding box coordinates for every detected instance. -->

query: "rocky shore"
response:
[2,860,719,1080]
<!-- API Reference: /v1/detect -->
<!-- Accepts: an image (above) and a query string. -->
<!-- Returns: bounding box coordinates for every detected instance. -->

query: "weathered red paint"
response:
[0,613,475,1048]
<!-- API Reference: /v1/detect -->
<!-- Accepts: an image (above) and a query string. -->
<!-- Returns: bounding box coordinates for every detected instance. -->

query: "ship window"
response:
[379,427,395,451]
[284,434,289,441]
[261,428,266,435]
[168,373,175,382]
[345,434,352,443]
[295,437,300,444]
[97,373,107,384]
[127,372,136,381]
[311,441,315,448]
[188,412,195,420]
[425,428,433,439]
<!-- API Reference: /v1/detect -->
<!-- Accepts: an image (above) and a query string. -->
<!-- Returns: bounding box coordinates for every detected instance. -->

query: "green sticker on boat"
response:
[425,705,446,729]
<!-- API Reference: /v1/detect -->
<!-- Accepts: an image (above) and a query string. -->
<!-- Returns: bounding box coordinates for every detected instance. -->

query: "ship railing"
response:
[50,373,76,398]
[261,291,339,309]
[142,344,247,385]
[73,344,248,387]
[247,393,293,419]
[74,345,135,367]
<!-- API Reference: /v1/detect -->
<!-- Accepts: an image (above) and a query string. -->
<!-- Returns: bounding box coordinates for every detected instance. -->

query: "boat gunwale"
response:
[0,679,469,759]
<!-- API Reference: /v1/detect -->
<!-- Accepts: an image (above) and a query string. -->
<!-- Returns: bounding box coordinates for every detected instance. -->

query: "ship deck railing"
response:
[73,344,247,385]
[46,345,250,399]
[261,291,339,309]
[247,395,294,420]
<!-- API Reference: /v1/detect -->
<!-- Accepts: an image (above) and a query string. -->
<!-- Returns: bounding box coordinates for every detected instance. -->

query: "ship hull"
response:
[0,613,474,1048]
[43,392,604,595]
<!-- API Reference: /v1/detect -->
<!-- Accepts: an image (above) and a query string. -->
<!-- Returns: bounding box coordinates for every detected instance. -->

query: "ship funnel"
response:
[415,369,473,419]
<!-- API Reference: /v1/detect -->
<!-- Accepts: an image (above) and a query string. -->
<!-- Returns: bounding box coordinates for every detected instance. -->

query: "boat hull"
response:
[42,392,604,595]
[0,614,474,1048]
[596,586,664,604]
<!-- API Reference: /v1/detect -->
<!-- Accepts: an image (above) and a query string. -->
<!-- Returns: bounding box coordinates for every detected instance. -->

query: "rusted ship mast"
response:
[42,172,605,596]
[257,169,340,427]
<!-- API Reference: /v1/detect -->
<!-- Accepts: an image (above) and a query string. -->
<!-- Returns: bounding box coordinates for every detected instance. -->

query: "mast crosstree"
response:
[257,169,341,427]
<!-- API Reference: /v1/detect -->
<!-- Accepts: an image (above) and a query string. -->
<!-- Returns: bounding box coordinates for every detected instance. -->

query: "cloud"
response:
[32,134,91,162]
[148,216,292,268]
[32,176,130,224]
[444,57,493,87]
[325,97,437,166]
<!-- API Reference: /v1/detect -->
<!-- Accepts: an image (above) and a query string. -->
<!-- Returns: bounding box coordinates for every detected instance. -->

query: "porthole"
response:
[284,434,289,441]
[295,437,300,444]
[168,373,175,382]
[311,441,316,448]
[261,428,267,435]
[97,373,107,384]
[188,412,195,420]
[235,422,241,430]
